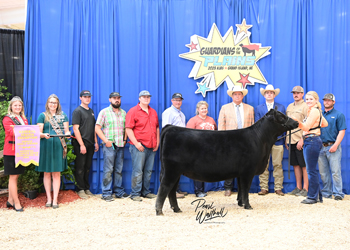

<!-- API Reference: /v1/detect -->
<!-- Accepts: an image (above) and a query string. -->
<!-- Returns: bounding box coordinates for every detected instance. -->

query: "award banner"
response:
[14,125,40,167]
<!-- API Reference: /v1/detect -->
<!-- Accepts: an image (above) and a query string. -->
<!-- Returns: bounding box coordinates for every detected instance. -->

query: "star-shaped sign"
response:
[179,22,271,96]
[195,82,210,97]
[236,19,253,34]
[237,73,251,88]
[189,42,198,51]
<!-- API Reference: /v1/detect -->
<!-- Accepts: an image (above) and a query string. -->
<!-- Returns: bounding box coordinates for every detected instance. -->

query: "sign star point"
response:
[237,73,251,88]
[236,19,253,34]
[189,41,198,51]
[195,82,210,97]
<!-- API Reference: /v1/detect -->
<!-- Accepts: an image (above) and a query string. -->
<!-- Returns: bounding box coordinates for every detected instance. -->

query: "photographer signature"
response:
[191,198,228,224]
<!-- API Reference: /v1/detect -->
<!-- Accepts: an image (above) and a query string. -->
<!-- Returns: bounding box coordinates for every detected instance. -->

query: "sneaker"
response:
[196,192,207,198]
[288,187,301,195]
[102,196,114,202]
[115,193,130,199]
[296,189,308,197]
[143,193,157,199]
[334,196,343,201]
[77,190,88,199]
[85,190,94,196]
[131,196,142,202]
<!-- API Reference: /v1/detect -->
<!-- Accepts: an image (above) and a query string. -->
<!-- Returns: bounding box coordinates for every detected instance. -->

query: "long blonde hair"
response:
[195,101,209,115]
[305,91,322,109]
[7,96,26,119]
[44,94,62,122]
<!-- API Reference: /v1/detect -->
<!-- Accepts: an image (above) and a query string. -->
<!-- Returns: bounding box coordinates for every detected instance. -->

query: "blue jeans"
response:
[194,181,205,195]
[303,136,322,201]
[102,145,126,198]
[129,144,156,198]
[318,144,344,198]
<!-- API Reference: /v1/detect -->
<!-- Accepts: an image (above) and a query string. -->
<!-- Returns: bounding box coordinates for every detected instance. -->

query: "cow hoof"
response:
[238,201,243,207]
[174,209,182,213]
[156,210,164,216]
[244,205,253,210]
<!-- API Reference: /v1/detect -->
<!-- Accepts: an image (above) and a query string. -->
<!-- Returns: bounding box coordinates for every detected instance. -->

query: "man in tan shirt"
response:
[285,86,308,197]
[218,84,254,196]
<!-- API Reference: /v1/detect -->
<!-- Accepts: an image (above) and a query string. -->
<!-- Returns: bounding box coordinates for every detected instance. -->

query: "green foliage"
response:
[0,164,41,192]
[0,81,11,168]
[17,164,42,192]
[0,174,8,188]
[61,139,76,188]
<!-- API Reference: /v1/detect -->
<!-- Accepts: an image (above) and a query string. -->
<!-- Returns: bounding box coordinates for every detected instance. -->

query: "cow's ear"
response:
[274,106,278,111]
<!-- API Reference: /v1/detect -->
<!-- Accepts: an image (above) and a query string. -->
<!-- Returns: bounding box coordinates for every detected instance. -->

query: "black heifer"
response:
[155,108,298,215]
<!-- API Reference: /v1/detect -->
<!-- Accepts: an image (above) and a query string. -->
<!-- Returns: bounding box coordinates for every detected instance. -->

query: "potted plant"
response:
[61,139,76,189]
[18,164,42,199]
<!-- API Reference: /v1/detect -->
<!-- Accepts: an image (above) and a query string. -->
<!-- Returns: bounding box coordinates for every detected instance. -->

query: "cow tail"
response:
[159,126,166,182]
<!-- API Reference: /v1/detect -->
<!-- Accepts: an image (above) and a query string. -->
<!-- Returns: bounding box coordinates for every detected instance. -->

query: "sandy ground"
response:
[1,191,350,249]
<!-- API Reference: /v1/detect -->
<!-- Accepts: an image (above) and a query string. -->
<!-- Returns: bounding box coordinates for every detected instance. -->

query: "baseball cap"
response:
[139,90,152,97]
[172,93,184,100]
[80,90,92,97]
[109,92,122,98]
[323,93,335,101]
[291,86,304,93]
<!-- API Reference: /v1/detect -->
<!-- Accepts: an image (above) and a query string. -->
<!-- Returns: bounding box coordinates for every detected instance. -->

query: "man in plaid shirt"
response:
[95,92,128,202]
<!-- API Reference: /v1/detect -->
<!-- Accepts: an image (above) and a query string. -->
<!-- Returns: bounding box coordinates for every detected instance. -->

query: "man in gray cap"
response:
[95,92,128,202]
[318,93,347,200]
[125,90,160,201]
[285,86,308,196]
[162,93,186,199]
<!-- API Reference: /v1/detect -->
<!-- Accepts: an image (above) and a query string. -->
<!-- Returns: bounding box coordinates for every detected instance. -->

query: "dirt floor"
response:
[0,191,349,249]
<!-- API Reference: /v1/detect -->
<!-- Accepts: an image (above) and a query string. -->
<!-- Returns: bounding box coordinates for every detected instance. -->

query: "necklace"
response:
[198,115,206,120]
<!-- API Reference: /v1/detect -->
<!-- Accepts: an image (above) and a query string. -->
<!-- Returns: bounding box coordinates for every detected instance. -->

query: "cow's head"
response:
[267,107,299,131]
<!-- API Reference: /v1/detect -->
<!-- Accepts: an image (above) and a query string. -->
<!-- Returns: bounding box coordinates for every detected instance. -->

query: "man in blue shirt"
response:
[162,93,187,198]
[162,93,186,128]
[255,84,286,196]
[318,93,347,201]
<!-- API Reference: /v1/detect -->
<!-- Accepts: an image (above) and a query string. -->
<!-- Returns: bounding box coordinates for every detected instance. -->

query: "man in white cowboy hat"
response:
[255,84,286,196]
[218,84,254,197]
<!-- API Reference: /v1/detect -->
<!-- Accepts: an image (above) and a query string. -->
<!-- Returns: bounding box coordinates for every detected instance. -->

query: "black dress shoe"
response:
[6,201,14,208]
[301,198,317,204]
[14,205,24,212]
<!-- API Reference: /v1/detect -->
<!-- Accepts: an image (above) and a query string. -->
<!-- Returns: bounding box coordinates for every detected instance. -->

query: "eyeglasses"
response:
[49,102,58,105]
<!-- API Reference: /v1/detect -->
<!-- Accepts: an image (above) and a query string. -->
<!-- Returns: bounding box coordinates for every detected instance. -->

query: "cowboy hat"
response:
[260,84,280,97]
[227,84,248,97]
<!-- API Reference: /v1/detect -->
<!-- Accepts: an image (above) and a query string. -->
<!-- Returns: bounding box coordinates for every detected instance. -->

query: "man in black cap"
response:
[72,90,99,199]
[162,93,187,198]
[318,93,347,200]
[95,92,128,202]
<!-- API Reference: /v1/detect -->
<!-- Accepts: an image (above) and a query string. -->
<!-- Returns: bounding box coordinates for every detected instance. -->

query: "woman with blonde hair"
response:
[36,94,71,208]
[292,91,328,204]
[186,101,217,197]
[2,96,28,212]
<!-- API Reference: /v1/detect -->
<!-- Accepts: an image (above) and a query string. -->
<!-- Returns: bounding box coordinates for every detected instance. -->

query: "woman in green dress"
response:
[37,94,71,208]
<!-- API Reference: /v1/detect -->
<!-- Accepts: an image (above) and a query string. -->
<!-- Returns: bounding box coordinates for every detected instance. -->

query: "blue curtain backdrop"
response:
[24,0,350,194]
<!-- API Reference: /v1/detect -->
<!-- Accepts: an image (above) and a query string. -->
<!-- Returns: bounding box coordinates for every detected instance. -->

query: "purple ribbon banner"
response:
[14,125,40,167]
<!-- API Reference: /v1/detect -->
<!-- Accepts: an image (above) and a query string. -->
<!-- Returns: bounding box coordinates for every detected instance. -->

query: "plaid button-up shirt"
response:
[96,105,126,147]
